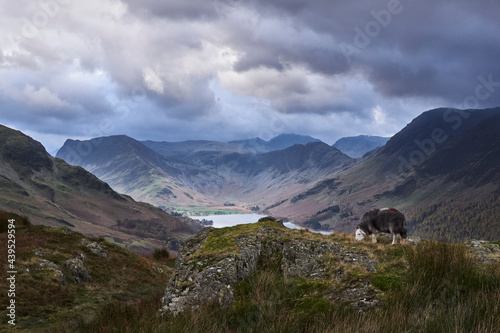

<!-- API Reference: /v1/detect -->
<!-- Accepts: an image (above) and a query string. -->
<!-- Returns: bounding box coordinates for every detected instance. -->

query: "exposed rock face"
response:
[64,257,92,283]
[81,238,109,258]
[35,259,66,284]
[159,217,379,316]
[466,240,500,263]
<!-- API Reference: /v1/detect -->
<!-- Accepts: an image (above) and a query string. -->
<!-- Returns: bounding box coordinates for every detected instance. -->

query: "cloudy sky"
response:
[1,0,499,153]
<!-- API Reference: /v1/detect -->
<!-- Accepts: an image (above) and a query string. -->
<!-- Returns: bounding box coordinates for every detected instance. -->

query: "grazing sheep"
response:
[355,208,407,245]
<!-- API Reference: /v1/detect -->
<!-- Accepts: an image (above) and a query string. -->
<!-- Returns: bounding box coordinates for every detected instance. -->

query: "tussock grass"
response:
[0,211,170,331]
[51,240,500,333]
[4,213,498,333]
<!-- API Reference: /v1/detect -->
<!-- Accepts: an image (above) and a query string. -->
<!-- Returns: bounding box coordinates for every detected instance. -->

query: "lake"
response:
[189,214,333,235]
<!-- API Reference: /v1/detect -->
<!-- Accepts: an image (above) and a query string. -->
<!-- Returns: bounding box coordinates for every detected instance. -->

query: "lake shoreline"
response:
[190,214,333,235]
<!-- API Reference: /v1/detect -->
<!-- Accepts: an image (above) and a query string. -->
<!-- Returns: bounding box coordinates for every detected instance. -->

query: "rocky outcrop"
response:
[81,238,109,258]
[34,259,66,284]
[64,256,92,283]
[466,240,500,263]
[159,217,379,316]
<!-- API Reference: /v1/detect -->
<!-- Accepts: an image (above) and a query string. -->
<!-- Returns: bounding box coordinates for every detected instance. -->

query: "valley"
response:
[57,133,356,214]
[55,107,500,242]
[1,108,500,332]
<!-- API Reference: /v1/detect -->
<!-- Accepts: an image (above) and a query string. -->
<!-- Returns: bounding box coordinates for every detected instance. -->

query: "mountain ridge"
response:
[53,107,500,242]
[57,136,355,211]
[0,125,202,252]
[228,133,322,152]
[266,107,500,241]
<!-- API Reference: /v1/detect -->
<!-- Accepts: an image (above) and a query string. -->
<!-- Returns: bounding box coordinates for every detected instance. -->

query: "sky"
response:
[1,0,499,153]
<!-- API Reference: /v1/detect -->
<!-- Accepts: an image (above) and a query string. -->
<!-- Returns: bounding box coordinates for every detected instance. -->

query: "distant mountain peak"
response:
[229,133,322,153]
[333,135,390,158]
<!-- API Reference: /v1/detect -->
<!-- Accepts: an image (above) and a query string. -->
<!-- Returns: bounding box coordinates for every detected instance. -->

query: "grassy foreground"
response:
[53,238,500,332]
[2,210,499,332]
[0,211,170,332]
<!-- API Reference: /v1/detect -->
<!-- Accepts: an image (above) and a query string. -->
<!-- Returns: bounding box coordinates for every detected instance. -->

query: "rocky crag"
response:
[159,217,382,316]
[159,217,500,318]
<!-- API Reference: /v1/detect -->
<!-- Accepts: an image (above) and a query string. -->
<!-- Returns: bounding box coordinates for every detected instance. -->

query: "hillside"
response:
[267,108,500,241]
[0,211,172,331]
[17,216,499,332]
[57,135,218,209]
[0,125,201,252]
[54,107,500,242]
[57,137,354,211]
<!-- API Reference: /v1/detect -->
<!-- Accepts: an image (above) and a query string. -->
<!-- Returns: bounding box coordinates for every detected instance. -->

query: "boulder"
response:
[64,257,92,283]
[35,259,66,284]
[81,238,109,258]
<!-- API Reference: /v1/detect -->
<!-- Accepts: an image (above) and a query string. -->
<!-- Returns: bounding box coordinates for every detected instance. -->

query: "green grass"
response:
[194,217,287,259]
[4,213,500,332]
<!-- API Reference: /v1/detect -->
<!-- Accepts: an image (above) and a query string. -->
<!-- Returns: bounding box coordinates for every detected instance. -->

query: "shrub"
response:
[153,248,170,261]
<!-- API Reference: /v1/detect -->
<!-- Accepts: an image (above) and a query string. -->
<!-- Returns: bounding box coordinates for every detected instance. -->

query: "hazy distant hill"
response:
[228,133,322,152]
[140,133,323,160]
[0,125,201,252]
[267,108,500,241]
[57,136,354,211]
[141,139,248,159]
[333,135,390,158]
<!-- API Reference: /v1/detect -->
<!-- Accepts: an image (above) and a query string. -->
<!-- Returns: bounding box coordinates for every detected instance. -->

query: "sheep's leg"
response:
[392,233,398,245]
[371,234,377,243]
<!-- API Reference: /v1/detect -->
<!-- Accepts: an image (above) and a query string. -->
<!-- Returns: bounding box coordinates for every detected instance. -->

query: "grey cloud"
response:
[122,0,220,20]
[232,0,500,107]
[1,0,499,152]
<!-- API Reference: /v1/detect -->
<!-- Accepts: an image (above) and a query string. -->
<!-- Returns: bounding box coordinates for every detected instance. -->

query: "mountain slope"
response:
[57,135,218,208]
[265,133,323,150]
[0,125,201,252]
[333,135,390,158]
[142,139,249,160]
[57,136,355,211]
[142,133,323,160]
[267,108,500,240]
[0,212,172,330]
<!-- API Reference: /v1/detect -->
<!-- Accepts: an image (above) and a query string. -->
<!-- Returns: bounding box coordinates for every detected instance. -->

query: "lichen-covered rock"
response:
[64,257,91,283]
[34,259,65,284]
[33,248,45,257]
[331,285,381,313]
[159,217,379,316]
[81,238,109,258]
[406,236,422,246]
[466,240,500,263]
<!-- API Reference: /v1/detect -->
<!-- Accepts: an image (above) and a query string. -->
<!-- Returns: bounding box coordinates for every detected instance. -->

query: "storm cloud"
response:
[0,0,499,151]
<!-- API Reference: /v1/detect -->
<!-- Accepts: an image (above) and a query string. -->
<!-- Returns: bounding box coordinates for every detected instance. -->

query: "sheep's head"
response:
[355,228,366,241]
